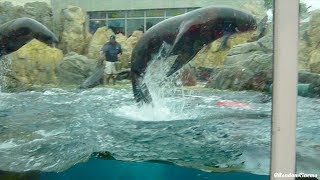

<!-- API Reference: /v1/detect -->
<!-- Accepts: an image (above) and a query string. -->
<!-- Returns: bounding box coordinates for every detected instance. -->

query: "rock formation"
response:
[1,1,319,96]
[307,10,320,74]
[193,31,257,69]
[206,35,273,91]
[0,1,56,34]
[60,6,87,55]
[56,52,97,85]
[5,40,63,90]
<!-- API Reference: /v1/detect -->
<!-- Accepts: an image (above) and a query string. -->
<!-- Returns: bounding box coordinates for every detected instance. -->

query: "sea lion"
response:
[0,17,58,57]
[130,6,257,104]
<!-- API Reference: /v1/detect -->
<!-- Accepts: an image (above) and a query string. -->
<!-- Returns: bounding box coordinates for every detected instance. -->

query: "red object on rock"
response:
[216,101,251,107]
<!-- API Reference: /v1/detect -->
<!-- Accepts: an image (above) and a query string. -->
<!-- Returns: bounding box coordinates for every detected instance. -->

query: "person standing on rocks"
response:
[100,35,122,85]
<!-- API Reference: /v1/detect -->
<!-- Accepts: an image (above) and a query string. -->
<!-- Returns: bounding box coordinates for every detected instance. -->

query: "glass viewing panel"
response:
[0,0,280,180]
[296,0,320,176]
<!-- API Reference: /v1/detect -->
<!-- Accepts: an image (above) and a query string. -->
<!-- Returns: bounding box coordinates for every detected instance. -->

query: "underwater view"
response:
[0,0,319,179]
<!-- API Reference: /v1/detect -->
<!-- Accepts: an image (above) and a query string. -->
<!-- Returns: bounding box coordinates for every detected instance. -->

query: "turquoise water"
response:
[0,158,269,180]
[41,158,269,180]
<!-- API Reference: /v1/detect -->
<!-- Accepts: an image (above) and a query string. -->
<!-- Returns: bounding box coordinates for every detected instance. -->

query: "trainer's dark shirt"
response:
[101,42,122,62]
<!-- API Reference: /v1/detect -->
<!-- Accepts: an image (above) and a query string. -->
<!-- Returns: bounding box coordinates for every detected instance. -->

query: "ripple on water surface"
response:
[0,88,318,175]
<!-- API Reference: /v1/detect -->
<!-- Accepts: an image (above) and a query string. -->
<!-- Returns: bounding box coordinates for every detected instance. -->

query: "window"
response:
[146,9,164,17]
[88,11,106,19]
[166,8,185,17]
[108,19,125,34]
[186,7,199,12]
[87,9,194,36]
[146,18,164,30]
[127,19,144,36]
[89,20,106,34]
[108,11,125,19]
[127,10,144,18]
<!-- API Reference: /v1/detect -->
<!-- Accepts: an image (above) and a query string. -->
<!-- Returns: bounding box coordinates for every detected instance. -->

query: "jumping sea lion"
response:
[131,6,258,104]
[0,17,58,57]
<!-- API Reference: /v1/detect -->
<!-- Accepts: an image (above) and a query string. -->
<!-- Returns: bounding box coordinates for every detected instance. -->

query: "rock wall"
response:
[193,31,256,69]
[0,1,55,32]
[1,2,319,95]
[240,0,267,21]
[306,10,320,74]
[206,35,273,91]
[298,10,320,73]
[0,2,62,91]
[56,52,96,85]
[5,40,63,90]
[60,6,87,55]
[0,3,144,90]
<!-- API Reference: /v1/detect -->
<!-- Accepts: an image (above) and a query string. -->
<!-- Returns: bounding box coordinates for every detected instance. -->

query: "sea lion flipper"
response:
[166,52,194,77]
[132,74,153,104]
[256,15,268,40]
[257,15,268,32]
[164,21,198,76]
[79,67,104,89]
[218,33,232,50]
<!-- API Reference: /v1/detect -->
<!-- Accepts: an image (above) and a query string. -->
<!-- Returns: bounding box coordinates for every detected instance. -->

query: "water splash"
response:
[110,42,197,121]
[0,87,275,174]
[0,56,12,92]
[121,42,196,121]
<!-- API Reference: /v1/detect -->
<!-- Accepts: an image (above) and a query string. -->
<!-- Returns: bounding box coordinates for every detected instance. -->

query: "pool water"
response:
[0,87,318,177]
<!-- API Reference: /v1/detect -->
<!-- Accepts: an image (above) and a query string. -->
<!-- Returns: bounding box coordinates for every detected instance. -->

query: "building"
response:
[0,0,50,6]
[87,7,200,36]
[50,0,251,36]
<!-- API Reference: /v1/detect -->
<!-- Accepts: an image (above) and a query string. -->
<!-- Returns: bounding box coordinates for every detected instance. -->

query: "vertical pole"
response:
[125,11,128,36]
[144,10,147,32]
[271,0,299,179]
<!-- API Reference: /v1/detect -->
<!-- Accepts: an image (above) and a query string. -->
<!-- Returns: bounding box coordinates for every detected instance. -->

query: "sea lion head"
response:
[233,10,257,32]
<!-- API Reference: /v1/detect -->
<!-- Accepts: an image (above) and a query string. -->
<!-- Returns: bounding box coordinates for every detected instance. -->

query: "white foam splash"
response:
[0,139,18,150]
[34,130,64,137]
[112,95,198,121]
[112,42,198,121]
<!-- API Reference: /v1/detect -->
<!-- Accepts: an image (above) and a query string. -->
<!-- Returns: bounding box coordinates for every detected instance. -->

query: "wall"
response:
[50,0,247,12]
[0,0,50,6]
